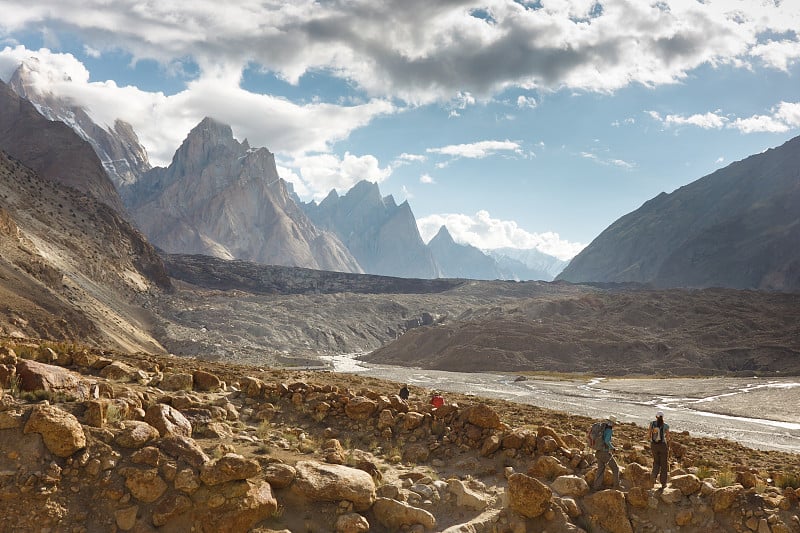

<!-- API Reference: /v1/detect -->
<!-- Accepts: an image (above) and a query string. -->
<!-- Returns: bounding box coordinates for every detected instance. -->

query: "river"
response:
[320,353,800,453]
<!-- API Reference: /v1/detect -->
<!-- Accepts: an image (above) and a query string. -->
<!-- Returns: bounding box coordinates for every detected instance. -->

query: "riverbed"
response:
[320,353,800,453]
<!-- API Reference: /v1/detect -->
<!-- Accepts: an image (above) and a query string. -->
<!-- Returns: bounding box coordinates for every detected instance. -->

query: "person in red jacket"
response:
[430,391,444,408]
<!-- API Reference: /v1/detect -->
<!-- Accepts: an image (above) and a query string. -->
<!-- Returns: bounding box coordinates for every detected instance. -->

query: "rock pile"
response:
[0,342,799,532]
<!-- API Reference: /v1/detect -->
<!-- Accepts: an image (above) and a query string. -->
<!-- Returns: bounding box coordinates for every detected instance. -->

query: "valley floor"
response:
[324,354,800,453]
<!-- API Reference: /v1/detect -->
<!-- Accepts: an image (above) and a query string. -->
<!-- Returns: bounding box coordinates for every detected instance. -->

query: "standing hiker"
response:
[591,415,620,490]
[648,410,671,488]
[399,384,410,401]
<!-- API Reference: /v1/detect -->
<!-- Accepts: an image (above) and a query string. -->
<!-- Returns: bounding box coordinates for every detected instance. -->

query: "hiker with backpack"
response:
[588,415,620,491]
[648,410,671,488]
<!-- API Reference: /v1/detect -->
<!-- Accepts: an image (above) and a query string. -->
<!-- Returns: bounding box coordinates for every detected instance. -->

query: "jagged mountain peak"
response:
[431,225,455,244]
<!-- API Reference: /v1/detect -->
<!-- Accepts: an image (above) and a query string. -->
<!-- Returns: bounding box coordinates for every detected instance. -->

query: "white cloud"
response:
[0,0,797,105]
[417,210,585,261]
[516,95,537,108]
[288,152,392,201]
[427,139,522,159]
[397,153,427,163]
[648,102,800,133]
[0,46,395,166]
[420,173,435,184]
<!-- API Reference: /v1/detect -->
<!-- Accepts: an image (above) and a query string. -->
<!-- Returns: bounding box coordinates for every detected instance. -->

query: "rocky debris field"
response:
[0,339,799,533]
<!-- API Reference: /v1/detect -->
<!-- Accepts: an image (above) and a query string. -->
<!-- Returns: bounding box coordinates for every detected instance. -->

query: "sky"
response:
[0,1,799,261]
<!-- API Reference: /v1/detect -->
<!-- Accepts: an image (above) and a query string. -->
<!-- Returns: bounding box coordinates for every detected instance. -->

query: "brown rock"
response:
[626,486,650,508]
[372,497,436,531]
[114,420,160,449]
[99,361,141,382]
[174,467,201,493]
[152,493,192,527]
[16,359,86,396]
[670,473,702,495]
[675,509,693,526]
[335,512,370,533]
[263,463,296,489]
[144,403,192,438]
[622,461,653,488]
[114,505,139,531]
[345,396,378,421]
[551,475,589,497]
[158,435,210,468]
[292,460,376,511]
[402,411,424,431]
[712,484,743,511]
[161,372,193,391]
[323,438,347,464]
[537,425,567,448]
[481,434,501,456]
[193,369,222,391]
[23,404,86,457]
[501,428,531,450]
[507,472,551,518]
[199,480,278,533]
[464,403,501,429]
[527,455,568,481]
[200,453,261,486]
[120,467,167,503]
[584,490,633,533]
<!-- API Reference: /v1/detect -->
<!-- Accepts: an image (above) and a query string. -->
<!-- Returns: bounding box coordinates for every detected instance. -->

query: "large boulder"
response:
[584,489,633,533]
[372,497,436,531]
[158,435,210,468]
[448,479,490,511]
[507,473,551,518]
[291,461,376,511]
[144,403,192,438]
[345,396,378,421]
[551,475,589,497]
[197,480,278,533]
[527,455,569,481]
[200,453,261,486]
[711,485,743,512]
[192,369,222,391]
[15,360,86,397]
[464,403,501,429]
[23,404,86,457]
[114,420,161,449]
[119,467,168,503]
[670,473,702,495]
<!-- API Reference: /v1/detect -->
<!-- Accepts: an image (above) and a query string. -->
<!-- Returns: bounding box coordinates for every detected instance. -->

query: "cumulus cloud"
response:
[0,45,395,166]
[420,173,435,184]
[427,139,523,160]
[417,210,585,260]
[287,152,392,201]
[0,0,797,105]
[516,95,537,108]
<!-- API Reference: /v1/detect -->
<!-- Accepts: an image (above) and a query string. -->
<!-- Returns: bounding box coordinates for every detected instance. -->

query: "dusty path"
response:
[323,353,800,453]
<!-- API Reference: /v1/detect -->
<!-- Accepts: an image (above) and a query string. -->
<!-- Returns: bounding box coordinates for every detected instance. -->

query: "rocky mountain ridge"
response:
[558,135,800,291]
[0,340,798,533]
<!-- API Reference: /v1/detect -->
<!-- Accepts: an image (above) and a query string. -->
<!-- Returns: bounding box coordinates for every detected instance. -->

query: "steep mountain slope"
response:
[0,79,127,214]
[0,149,169,351]
[427,226,504,280]
[558,136,800,290]
[302,180,440,278]
[126,118,362,272]
[8,61,151,190]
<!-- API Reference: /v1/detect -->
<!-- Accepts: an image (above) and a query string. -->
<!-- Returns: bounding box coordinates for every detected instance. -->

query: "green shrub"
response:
[774,472,800,490]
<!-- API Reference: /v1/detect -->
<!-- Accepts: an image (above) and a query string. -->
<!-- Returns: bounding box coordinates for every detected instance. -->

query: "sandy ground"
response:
[324,354,800,453]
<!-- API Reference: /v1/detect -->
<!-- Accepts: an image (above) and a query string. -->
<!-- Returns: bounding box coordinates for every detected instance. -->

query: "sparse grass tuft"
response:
[774,472,800,490]
[715,470,736,487]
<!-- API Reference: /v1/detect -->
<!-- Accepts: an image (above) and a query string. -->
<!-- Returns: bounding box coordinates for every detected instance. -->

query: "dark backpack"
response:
[587,421,607,450]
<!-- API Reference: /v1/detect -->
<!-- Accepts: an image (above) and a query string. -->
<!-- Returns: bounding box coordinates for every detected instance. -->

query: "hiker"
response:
[592,415,620,490]
[648,410,671,488]
[430,391,444,408]
[399,384,409,401]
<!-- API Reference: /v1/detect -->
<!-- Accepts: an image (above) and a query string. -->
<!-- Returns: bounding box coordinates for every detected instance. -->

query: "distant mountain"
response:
[8,61,151,192]
[427,226,504,280]
[0,79,126,214]
[558,136,800,291]
[126,117,363,273]
[302,180,440,278]
[489,247,568,281]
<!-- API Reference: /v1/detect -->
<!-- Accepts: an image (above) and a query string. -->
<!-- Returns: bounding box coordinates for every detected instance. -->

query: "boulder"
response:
[198,480,278,533]
[114,420,160,449]
[158,435,210,468]
[507,473,551,518]
[23,404,86,457]
[200,453,261,486]
[711,485,743,512]
[622,461,652,488]
[98,361,141,382]
[537,425,567,448]
[335,513,370,533]
[15,359,86,396]
[292,461,376,511]
[670,473,702,495]
[144,403,192,438]
[626,486,650,508]
[528,455,569,481]
[551,475,589,497]
[464,403,501,429]
[120,467,167,503]
[152,493,193,527]
[192,369,222,391]
[262,463,297,489]
[448,478,490,511]
[345,396,378,421]
[372,497,436,531]
[583,489,633,533]
[160,372,193,391]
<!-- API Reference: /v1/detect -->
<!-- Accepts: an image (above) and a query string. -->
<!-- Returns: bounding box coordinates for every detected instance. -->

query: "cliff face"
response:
[126,118,363,273]
[303,180,441,278]
[558,136,800,291]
